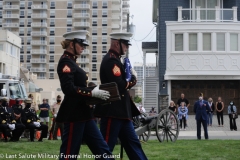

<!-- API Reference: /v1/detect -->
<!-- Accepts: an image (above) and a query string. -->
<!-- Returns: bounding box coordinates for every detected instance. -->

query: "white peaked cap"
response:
[63,30,89,46]
[110,32,133,45]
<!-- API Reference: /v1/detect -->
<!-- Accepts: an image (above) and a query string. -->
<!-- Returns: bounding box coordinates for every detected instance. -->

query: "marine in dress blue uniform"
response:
[56,30,113,160]
[194,93,211,140]
[94,32,148,160]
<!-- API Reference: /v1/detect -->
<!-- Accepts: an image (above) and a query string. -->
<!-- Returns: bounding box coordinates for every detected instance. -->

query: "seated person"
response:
[22,98,48,142]
[0,97,25,142]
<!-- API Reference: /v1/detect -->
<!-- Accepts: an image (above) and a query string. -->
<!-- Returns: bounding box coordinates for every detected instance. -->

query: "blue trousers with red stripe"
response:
[59,120,113,160]
[100,118,148,160]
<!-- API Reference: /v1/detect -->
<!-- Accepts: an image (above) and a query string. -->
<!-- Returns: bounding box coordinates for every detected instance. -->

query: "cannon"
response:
[133,109,180,142]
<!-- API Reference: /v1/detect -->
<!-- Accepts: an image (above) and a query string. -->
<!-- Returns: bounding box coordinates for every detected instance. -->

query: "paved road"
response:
[149,115,240,140]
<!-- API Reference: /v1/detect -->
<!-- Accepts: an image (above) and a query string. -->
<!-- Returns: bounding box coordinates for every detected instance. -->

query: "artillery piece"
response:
[133,109,180,142]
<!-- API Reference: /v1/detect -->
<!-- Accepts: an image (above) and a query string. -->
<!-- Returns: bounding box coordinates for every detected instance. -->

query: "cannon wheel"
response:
[132,113,151,142]
[156,109,179,142]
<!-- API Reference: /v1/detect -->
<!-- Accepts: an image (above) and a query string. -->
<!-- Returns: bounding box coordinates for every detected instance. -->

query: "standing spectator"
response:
[149,107,157,116]
[39,98,50,126]
[168,101,177,114]
[177,93,190,127]
[216,97,224,127]
[194,93,211,140]
[178,102,188,130]
[228,101,237,131]
[138,105,146,113]
[49,95,64,140]
[28,94,38,112]
[207,98,215,126]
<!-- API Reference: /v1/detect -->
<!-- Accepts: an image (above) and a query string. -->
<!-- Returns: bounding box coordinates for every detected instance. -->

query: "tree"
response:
[134,95,142,103]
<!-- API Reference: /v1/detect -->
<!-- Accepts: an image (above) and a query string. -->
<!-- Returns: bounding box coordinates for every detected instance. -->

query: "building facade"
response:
[0,0,129,84]
[158,0,240,114]
[0,30,21,78]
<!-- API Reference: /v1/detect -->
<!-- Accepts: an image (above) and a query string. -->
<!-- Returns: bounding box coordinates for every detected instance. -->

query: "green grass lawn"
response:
[0,139,239,160]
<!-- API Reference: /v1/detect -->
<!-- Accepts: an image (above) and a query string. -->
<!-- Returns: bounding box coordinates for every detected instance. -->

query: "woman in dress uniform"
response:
[56,30,113,160]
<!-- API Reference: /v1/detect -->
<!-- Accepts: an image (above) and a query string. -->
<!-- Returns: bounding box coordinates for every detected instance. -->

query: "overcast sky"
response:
[128,0,157,66]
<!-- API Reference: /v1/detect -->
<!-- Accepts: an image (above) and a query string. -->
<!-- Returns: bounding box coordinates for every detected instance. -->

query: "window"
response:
[92,10,97,17]
[92,46,97,51]
[92,37,97,44]
[19,28,24,35]
[20,46,24,53]
[92,55,97,62]
[20,55,24,62]
[27,19,32,27]
[49,37,55,44]
[0,44,3,51]
[49,46,55,53]
[102,1,108,8]
[49,55,54,62]
[50,1,55,9]
[21,37,24,45]
[27,55,31,62]
[67,19,72,27]
[27,10,32,18]
[230,34,238,51]
[67,1,72,9]
[49,64,54,71]
[0,11,2,18]
[203,33,211,51]
[92,1,98,8]
[27,46,31,53]
[217,33,225,51]
[28,1,32,9]
[92,64,97,71]
[67,10,72,18]
[0,19,2,27]
[189,33,197,51]
[0,2,2,9]
[102,10,108,17]
[50,10,55,18]
[27,37,31,45]
[102,46,107,51]
[50,28,55,36]
[19,19,24,27]
[102,18,107,26]
[20,10,25,18]
[50,19,55,27]
[20,1,25,9]
[92,28,97,35]
[67,28,72,32]
[92,19,97,26]
[49,73,54,79]
[175,34,183,51]
[102,37,107,44]
[27,28,32,36]
[102,27,107,35]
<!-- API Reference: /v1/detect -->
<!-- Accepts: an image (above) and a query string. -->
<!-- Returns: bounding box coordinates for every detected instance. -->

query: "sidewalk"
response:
[150,115,240,140]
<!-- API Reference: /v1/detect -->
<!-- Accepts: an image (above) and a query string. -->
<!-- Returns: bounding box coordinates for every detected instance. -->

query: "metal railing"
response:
[31,31,47,36]
[73,13,90,18]
[31,22,47,27]
[31,5,48,9]
[3,14,19,18]
[3,5,19,9]
[31,50,47,54]
[30,59,47,63]
[30,68,46,72]
[178,6,238,22]
[32,14,47,18]
[73,22,90,27]
[74,4,90,9]
[2,23,19,27]
[31,41,47,45]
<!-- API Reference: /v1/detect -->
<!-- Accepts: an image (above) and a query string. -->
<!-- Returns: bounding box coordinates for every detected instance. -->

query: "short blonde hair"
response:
[61,40,71,49]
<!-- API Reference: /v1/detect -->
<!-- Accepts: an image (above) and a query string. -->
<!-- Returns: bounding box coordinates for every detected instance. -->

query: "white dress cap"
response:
[110,32,133,45]
[63,30,89,46]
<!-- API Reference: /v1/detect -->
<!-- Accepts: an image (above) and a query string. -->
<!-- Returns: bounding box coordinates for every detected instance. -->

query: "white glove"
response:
[131,68,137,78]
[91,85,110,100]
[8,124,15,130]
[33,122,41,127]
[54,114,57,118]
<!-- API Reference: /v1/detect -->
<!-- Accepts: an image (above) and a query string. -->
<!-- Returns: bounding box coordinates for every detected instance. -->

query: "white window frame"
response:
[49,37,55,44]
[92,1,98,7]
[102,18,107,25]
[50,1,56,8]
[102,1,108,7]
[49,73,54,79]
[230,33,238,51]
[175,33,183,51]
[92,37,97,43]
[216,33,225,51]
[67,19,72,25]
[92,46,97,51]
[50,10,55,17]
[102,10,108,16]
[102,37,107,43]
[189,33,198,51]
[67,28,72,32]
[92,28,97,34]
[67,1,72,8]
[202,33,211,51]
[50,28,55,35]
[67,10,72,16]
[92,10,97,16]
[50,55,54,61]
[49,64,55,70]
